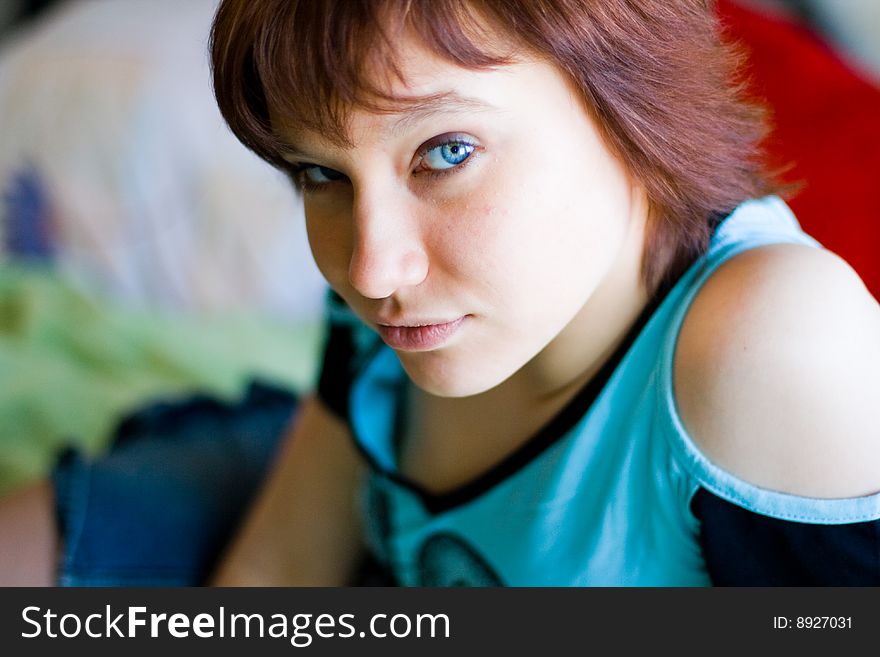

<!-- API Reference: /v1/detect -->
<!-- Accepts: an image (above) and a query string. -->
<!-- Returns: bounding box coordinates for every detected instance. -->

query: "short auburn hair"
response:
[210,0,777,294]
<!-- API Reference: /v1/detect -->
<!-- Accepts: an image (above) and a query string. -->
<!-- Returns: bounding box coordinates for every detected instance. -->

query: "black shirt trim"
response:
[691,487,880,585]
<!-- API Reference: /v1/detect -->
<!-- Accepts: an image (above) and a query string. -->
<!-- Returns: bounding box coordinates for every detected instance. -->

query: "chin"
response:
[397,352,514,398]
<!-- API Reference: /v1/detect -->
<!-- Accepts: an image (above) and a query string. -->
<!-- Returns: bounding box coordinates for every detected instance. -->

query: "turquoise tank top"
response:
[328,196,880,586]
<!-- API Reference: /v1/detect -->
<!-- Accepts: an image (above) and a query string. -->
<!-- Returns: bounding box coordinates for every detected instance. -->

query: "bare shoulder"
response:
[673,243,880,498]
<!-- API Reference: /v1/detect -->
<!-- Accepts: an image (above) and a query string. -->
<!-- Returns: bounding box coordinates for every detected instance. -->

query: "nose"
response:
[347,191,429,299]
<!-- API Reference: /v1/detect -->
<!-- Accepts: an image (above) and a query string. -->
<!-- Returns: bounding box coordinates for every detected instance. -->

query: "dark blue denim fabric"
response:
[51,380,297,586]
[2,164,56,261]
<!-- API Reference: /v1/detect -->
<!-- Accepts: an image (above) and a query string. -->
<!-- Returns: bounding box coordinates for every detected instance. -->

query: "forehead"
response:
[265,9,542,150]
[272,39,578,154]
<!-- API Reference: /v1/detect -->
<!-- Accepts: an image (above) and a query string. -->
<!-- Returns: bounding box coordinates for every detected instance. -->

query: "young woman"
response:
[206,0,880,586]
[2,0,877,586]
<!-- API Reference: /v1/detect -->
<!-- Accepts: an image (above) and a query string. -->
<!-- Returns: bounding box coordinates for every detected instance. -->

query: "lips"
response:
[376,316,466,351]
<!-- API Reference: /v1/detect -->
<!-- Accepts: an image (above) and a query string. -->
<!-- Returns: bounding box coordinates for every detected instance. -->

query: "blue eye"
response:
[300,165,345,185]
[422,141,476,170]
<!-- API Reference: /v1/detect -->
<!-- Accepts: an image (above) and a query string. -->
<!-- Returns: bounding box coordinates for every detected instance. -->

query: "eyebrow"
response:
[279,92,498,162]
[387,91,499,138]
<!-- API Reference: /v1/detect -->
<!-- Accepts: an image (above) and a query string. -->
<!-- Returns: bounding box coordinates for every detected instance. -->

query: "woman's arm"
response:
[0,481,57,586]
[210,394,366,586]
[674,243,880,584]
[674,243,880,499]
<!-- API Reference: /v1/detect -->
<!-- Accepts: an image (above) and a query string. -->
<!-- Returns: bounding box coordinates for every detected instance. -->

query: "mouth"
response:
[375,316,467,351]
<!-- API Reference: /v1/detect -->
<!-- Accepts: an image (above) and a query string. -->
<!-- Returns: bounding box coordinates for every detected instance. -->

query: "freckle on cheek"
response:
[478,205,503,219]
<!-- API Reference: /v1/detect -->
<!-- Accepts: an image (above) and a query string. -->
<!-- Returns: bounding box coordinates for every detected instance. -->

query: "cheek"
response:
[415,181,511,280]
[304,210,351,288]
[516,148,632,273]
[453,175,582,280]
[458,163,629,316]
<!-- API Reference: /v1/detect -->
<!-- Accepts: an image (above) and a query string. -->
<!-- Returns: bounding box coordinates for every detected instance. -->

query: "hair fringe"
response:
[210,0,783,294]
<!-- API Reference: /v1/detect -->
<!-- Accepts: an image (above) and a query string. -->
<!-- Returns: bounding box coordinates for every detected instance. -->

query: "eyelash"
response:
[289,166,341,194]
[289,134,480,193]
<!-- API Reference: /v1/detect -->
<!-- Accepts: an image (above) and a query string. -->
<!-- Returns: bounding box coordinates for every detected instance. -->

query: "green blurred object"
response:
[0,263,323,496]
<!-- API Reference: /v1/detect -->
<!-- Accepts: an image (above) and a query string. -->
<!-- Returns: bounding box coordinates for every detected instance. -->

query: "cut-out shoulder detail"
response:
[674,243,880,499]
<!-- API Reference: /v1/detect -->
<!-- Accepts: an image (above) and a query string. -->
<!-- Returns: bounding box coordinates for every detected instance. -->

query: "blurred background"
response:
[0,0,327,496]
[0,0,877,497]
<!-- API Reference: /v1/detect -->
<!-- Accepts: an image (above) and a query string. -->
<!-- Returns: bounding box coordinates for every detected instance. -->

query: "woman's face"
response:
[278,37,648,398]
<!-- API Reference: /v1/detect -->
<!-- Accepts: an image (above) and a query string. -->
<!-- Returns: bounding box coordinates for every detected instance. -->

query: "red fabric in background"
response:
[717,0,880,299]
